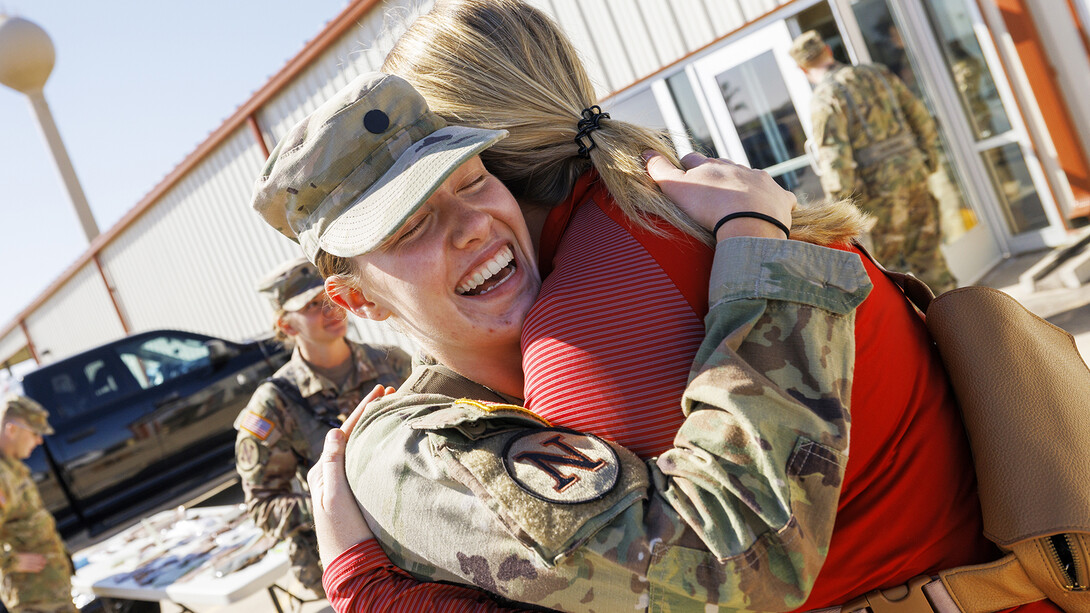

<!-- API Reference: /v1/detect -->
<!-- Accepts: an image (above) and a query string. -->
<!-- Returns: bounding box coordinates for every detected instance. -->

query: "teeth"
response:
[457,247,514,295]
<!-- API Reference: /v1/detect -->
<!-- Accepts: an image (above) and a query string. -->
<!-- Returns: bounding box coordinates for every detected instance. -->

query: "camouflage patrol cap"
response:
[1,395,54,435]
[257,257,326,312]
[251,72,508,262]
[789,30,828,66]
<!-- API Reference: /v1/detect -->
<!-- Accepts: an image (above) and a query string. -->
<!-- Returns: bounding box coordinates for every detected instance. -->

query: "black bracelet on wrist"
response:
[711,211,790,239]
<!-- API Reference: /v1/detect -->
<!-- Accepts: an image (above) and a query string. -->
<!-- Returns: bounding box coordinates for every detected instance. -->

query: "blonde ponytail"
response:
[383,0,866,247]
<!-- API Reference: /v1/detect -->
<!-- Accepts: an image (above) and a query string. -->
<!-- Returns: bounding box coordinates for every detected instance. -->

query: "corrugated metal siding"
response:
[24,263,125,363]
[258,0,428,147]
[98,127,297,343]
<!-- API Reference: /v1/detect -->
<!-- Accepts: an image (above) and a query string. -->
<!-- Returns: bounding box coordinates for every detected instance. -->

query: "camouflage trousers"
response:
[859,175,957,294]
[287,528,325,598]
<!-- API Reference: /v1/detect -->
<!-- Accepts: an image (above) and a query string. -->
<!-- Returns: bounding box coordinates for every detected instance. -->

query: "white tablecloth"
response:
[71,505,290,606]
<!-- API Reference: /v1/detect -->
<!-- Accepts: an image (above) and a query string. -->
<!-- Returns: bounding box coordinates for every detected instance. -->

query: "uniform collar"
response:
[290,342,378,398]
[403,362,522,405]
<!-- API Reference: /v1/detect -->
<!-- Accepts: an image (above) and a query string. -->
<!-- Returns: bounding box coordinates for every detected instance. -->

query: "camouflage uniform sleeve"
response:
[349,238,872,612]
[811,93,858,201]
[235,384,312,540]
[0,470,13,572]
[649,237,868,609]
[883,65,941,172]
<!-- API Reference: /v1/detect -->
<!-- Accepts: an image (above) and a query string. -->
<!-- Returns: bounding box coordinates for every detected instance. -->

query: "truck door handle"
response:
[66,427,96,443]
[155,392,182,408]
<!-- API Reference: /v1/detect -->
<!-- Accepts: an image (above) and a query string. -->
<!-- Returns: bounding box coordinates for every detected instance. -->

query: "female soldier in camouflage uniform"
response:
[233,257,410,596]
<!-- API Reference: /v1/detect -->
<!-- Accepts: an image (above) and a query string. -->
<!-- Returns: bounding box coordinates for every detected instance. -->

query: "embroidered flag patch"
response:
[503,428,619,504]
[239,411,275,440]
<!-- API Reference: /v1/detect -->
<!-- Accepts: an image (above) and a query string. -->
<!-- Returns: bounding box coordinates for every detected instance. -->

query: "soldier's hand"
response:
[13,553,48,573]
[644,150,796,241]
[308,428,375,568]
[342,384,395,438]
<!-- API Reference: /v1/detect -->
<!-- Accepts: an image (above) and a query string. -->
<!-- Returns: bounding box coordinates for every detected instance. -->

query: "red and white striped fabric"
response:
[521,194,708,459]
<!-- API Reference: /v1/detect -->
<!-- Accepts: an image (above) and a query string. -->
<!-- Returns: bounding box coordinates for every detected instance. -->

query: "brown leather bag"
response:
[881,265,1090,613]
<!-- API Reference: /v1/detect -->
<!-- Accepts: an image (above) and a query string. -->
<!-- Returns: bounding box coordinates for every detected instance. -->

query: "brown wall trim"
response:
[18,321,39,365]
[93,254,130,334]
[0,0,383,342]
[248,115,271,159]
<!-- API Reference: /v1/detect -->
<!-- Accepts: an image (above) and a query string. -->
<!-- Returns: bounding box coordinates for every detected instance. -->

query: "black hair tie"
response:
[575,105,610,158]
[712,212,790,239]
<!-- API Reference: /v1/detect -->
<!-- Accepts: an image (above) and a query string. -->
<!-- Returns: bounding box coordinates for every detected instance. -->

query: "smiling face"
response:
[346,156,540,393]
[279,294,349,349]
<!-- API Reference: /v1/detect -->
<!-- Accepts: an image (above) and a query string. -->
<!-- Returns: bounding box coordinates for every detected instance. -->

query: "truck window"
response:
[117,334,212,389]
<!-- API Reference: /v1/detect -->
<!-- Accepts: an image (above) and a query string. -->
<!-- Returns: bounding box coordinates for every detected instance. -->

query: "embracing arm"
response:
[311,392,535,613]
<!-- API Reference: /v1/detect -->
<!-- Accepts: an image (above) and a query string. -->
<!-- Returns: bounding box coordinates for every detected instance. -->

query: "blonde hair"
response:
[382,0,866,247]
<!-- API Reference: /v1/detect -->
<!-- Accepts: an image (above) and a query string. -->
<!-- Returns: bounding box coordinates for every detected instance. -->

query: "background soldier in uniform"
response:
[792,30,957,293]
[0,395,75,613]
[234,257,411,597]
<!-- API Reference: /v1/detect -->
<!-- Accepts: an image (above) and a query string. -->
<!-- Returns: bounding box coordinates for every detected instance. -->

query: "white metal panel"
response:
[601,0,665,83]
[24,263,125,364]
[627,0,689,62]
[99,128,298,343]
[736,0,783,22]
[657,1,718,52]
[0,328,28,366]
[259,0,428,147]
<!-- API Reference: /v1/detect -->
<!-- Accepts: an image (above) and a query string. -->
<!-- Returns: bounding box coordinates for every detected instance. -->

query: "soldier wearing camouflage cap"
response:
[249,70,879,610]
[234,256,410,597]
[0,396,75,612]
[791,29,956,293]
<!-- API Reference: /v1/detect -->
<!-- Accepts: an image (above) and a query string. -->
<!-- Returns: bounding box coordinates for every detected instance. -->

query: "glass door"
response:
[689,21,825,203]
[843,0,1067,254]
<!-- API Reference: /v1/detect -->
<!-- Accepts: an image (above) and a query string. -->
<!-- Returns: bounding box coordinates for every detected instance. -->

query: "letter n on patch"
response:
[503,428,619,504]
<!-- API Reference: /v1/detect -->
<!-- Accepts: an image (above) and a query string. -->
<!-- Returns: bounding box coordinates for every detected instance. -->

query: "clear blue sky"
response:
[0,0,353,328]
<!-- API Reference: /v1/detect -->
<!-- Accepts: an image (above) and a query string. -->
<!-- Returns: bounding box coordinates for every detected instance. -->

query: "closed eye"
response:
[398,215,427,242]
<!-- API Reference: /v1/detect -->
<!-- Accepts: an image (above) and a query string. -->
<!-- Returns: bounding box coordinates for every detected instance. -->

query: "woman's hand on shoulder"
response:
[308,384,394,567]
[644,150,796,241]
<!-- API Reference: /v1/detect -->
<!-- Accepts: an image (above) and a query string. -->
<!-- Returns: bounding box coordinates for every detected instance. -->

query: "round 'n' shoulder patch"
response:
[503,428,619,504]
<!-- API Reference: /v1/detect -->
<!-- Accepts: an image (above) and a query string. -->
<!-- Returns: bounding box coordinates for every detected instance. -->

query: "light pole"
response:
[0,14,100,242]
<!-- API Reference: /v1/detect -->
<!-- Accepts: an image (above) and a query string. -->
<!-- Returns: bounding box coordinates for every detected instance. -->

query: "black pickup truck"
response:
[18,329,288,539]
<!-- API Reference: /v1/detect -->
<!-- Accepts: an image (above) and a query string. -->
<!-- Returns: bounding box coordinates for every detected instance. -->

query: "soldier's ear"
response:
[276,313,299,337]
[326,277,391,322]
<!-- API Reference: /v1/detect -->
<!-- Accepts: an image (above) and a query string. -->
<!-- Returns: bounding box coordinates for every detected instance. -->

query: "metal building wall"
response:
[24,263,125,364]
[98,128,297,344]
[257,0,426,146]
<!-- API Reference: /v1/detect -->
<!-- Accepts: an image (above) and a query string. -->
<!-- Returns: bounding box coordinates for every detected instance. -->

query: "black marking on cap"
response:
[364,109,390,134]
[286,187,299,195]
[418,134,453,149]
[310,183,317,188]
